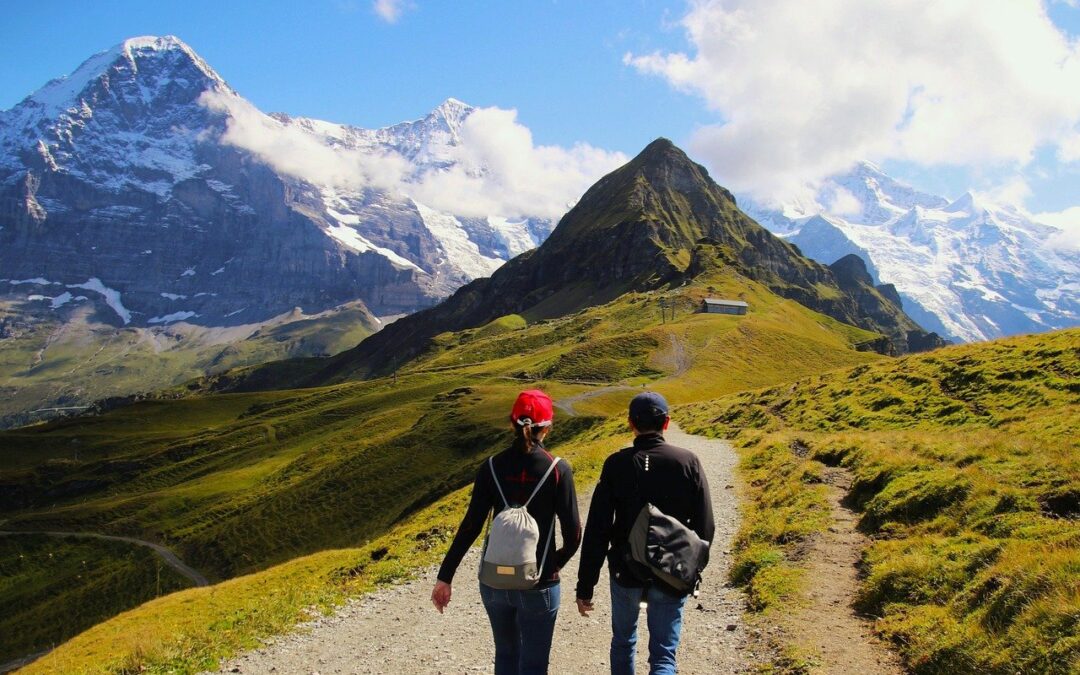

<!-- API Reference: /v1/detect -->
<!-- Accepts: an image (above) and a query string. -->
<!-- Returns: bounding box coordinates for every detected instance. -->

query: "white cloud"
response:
[823,185,862,217]
[408,107,628,218]
[1035,206,1080,250]
[199,92,626,220]
[200,91,411,191]
[628,0,1080,201]
[976,175,1034,208]
[373,0,411,23]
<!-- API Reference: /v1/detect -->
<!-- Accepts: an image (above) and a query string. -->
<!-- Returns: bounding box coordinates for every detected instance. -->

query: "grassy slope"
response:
[0,300,377,428]
[681,328,1080,674]
[0,535,191,665]
[4,268,884,672]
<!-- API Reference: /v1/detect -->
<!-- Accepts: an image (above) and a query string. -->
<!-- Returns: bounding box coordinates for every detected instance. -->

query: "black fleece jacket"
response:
[576,432,714,601]
[437,440,581,586]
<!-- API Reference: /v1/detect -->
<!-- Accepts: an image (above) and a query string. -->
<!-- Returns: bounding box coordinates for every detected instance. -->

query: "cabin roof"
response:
[703,298,748,308]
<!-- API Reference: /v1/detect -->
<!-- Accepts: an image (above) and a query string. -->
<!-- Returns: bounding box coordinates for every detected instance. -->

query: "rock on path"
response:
[208,425,751,674]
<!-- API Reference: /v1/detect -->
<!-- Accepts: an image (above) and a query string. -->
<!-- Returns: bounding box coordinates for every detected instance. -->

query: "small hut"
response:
[701,298,748,315]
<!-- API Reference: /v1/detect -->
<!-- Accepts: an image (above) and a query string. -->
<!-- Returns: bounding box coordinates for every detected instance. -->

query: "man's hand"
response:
[431,580,452,613]
[576,597,594,617]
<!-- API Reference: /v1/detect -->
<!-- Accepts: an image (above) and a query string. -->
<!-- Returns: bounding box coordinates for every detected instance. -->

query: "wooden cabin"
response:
[700,298,748,315]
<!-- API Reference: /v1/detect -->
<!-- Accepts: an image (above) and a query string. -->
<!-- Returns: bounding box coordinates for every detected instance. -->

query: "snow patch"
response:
[160,292,187,300]
[8,278,58,286]
[148,310,197,324]
[488,216,539,257]
[325,223,422,271]
[50,292,73,308]
[67,278,132,324]
[414,201,503,279]
[180,267,196,277]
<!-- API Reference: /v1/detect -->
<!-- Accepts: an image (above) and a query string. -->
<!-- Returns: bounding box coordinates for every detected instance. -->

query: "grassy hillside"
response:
[681,328,1080,674]
[1,267,884,670]
[0,534,191,666]
[0,299,378,428]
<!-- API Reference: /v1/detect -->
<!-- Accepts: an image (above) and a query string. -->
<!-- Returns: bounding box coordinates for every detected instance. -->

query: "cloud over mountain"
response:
[201,91,626,220]
[628,0,1080,202]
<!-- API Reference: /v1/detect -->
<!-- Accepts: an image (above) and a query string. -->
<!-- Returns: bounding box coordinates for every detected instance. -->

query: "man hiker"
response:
[575,392,715,675]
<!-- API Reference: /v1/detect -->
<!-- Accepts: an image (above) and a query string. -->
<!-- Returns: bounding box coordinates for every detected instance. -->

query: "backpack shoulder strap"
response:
[522,456,561,508]
[488,457,508,508]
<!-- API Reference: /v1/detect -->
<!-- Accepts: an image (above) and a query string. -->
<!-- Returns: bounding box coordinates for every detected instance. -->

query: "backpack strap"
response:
[534,457,561,576]
[488,457,509,508]
[523,456,561,508]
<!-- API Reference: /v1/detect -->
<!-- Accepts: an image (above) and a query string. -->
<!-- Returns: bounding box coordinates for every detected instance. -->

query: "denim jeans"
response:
[609,578,688,675]
[479,581,560,675]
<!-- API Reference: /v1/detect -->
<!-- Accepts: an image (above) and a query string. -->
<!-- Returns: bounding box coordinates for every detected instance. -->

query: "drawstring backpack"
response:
[479,455,561,590]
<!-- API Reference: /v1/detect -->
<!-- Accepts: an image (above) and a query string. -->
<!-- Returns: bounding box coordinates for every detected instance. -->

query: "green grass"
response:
[681,328,1080,674]
[2,266,890,671]
[0,301,377,429]
[0,535,191,665]
[17,417,625,675]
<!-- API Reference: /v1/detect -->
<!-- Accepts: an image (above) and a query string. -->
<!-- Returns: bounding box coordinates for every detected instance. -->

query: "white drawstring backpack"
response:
[478,455,560,590]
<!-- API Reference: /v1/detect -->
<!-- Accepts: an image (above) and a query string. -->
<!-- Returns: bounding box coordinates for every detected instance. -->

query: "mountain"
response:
[293,139,942,383]
[0,36,554,327]
[0,36,560,425]
[743,162,1080,342]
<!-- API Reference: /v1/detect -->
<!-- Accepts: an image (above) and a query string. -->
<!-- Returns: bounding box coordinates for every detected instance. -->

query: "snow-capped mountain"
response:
[743,162,1080,342]
[0,36,553,327]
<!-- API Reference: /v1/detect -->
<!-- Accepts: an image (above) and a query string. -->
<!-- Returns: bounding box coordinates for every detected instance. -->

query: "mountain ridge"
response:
[0,36,556,328]
[295,138,942,384]
[744,162,1080,342]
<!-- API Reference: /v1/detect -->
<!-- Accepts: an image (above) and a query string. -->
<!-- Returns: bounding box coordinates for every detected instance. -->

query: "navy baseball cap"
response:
[629,391,669,424]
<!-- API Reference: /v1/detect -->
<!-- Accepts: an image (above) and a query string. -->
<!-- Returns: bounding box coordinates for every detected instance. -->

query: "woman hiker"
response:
[431,389,582,675]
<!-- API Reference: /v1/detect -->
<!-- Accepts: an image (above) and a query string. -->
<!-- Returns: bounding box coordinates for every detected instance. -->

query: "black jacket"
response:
[576,432,714,600]
[437,440,581,586]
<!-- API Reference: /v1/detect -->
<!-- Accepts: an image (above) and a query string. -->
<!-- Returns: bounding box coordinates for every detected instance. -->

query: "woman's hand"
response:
[431,580,452,613]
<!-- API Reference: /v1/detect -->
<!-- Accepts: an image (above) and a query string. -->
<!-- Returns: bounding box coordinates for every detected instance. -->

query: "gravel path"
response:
[208,425,751,674]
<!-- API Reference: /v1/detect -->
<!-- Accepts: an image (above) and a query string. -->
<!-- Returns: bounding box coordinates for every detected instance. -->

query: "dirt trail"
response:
[552,385,637,416]
[780,467,905,674]
[0,530,210,587]
[208,425,753,674]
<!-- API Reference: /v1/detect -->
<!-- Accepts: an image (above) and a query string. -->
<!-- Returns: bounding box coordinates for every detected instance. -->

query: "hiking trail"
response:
[208,426,753,674]
[206,426,906,674]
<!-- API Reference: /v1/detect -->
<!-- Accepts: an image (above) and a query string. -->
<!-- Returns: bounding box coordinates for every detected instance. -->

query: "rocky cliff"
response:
[0,37,555,327]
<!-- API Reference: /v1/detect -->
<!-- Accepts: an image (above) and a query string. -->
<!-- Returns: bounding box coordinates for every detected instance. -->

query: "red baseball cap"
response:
[510,389,554,427]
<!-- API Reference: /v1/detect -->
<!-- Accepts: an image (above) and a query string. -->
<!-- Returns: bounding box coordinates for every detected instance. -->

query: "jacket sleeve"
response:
[437,462,494,584]
[575,457,616,601]
[693,456,715,569]
[552,459,582,572]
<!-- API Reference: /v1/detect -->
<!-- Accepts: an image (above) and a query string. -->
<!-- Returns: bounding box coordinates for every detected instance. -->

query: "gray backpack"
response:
[479,455,560,590]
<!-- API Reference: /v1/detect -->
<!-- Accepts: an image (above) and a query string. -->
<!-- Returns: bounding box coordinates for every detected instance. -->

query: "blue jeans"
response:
[609,579,688,675]
[479,582,560,675]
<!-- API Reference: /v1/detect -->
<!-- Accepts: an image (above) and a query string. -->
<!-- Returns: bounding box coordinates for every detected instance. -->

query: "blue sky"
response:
[4,0,1080,221]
